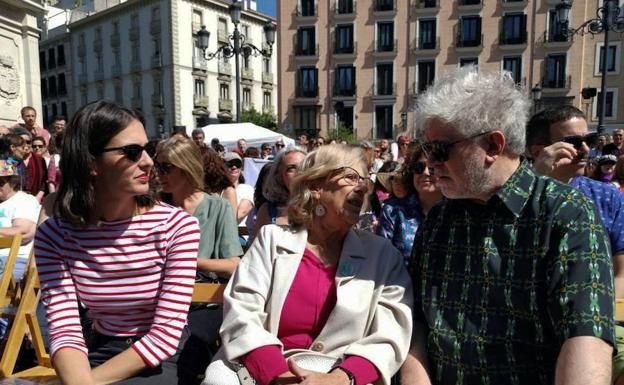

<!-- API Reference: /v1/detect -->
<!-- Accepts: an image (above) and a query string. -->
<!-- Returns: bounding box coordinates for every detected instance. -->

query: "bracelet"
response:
[330,366,355,385]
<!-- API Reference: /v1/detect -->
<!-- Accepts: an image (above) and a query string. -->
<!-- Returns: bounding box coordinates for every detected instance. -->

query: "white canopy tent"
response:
[195,123,295,151]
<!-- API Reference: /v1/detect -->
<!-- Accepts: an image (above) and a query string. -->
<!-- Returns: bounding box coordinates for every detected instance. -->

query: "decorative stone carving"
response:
[0,55,20,100]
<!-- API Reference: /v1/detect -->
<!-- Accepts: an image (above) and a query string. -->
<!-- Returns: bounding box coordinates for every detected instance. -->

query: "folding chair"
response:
[192,282,226,304]
[616,299,624,322]
[0,235,23,309]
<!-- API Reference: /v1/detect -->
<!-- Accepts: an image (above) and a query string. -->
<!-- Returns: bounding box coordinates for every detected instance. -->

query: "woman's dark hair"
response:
[48,131,64,155]
[32,136,46,146]
[253,162,273,208]
[5,134,25,159]
[201,147,233,193]
[400,144,424,196]
[244,147,260,158]
[56,100,153,227]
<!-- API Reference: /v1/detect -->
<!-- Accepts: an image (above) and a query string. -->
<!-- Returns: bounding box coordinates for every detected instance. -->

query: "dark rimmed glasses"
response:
[333,167,370,186]
[226,160,243,169]
[101,144,146,162]
[32,144,45,150]
[562,133,598,150]
[154,161,175,175]
[410,161,431,175]
[421,131,492,163]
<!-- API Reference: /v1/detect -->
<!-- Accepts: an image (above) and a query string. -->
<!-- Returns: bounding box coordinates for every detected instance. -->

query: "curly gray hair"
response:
[414,66,530,156]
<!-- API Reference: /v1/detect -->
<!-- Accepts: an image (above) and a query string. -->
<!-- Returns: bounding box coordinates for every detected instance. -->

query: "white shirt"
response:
[235,183,254,227]
[0,191,41,260]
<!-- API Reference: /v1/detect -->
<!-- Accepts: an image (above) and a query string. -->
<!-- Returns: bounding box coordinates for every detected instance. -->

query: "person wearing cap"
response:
[591,154,619,187]
[223,152,254,237]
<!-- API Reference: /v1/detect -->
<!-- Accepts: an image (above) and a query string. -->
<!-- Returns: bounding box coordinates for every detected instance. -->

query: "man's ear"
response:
[485,131,506,157]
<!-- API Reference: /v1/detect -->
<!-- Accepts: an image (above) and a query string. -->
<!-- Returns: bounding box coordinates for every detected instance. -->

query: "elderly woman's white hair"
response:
[414,66,531,156]
[288,144,367,229]
[262,145,307,204]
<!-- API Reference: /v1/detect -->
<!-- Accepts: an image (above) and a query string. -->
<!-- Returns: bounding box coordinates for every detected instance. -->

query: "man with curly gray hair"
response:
[406,67,614,385]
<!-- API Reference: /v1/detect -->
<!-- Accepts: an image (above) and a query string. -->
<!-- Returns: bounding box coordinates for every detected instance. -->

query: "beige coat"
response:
[217,225,413,385]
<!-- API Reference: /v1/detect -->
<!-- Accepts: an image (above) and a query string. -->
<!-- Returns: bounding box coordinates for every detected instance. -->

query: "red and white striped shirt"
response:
[34,203,200,367]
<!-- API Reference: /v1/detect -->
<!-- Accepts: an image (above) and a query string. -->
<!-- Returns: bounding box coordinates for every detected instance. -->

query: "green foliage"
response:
[327,122,357,144]
[241,107,277,129]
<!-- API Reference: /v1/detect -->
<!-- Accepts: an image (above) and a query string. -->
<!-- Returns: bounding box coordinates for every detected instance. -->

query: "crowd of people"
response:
[0,66,620,385]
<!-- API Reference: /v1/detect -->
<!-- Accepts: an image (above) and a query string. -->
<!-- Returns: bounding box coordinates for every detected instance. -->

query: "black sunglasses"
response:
[32,144,45,149]
[226,160,242,169]
[410,161,429,175]
[101,144,146,162]
[275,143,285,148]
[562,133,598,150]
[421,131,491,163]
[154,161,174,174]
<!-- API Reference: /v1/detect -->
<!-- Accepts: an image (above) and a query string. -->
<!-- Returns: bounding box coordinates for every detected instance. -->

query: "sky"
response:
[257,0,276,17]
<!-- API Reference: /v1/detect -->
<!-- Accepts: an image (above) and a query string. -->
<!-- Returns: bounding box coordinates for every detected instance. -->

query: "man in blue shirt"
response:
[526,105,624,298]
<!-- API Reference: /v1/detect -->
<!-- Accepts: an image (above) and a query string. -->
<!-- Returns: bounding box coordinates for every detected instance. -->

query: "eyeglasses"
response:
[154,161,174,174]
[226,160,242,169]
[333,167,370,186]
[101,144,146,162]
[32,144,45,149]
[421,131,492,163]
[275,143,285,148]
[24,140,31,145]
[410,161,429,175]
[562,133,598,150]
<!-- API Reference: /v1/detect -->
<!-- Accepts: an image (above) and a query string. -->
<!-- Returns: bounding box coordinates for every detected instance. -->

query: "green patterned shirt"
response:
[410,160,615,385]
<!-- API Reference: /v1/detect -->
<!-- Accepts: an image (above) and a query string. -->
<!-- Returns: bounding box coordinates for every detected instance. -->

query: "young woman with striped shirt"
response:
[34,101,200,385]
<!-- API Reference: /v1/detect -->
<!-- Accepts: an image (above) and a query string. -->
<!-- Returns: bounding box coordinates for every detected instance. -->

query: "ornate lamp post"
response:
[555,0,624,134]
[197,1,276,123]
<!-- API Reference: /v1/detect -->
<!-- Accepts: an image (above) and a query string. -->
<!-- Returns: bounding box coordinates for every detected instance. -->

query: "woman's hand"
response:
[287,360,351,385]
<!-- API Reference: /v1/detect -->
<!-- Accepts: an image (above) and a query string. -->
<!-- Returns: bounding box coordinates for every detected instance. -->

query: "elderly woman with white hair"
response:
[203,144,413,385]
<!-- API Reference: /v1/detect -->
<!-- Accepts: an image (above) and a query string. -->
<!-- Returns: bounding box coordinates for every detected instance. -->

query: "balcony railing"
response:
[377,38,397,53]
[417,37,440,50]
[193,56,208,70]
[218,61,232,75]
[194,95,209,108]
[110,33,120,47]
[151,93,163,106]
[296,44,319,56]
[334,41,356,54]
[150,19,161,35]
[219,98,233,111]
[241,67,254,80]
[296,87,319,98]
[333,83,356,97]
[112,64,122,77]
[541,75,572,89]
[456,33,483,48]
[151,55,162,68]
[499,30,527,45]
[375,82,396,96]
[262,72,274,84]
[129,25,140,41]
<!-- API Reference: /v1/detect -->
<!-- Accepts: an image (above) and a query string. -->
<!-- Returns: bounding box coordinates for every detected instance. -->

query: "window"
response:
[417,60,435,92]
[133,80,141,98]
[547,10,567,42]
[595,89,617,119]
[460,57,479,68]
[61,102,67,118]
[41,78,47,98]
[152,6,160,20]
[377,22,394,52]
[458,16,482,47]
[113,20,119,34]
[42,105,48,124]
[48,76,57,97]
[420,0,436,7]
[597,44,619,74]
[337,0,353,14]
[195,79,205,96]
[544,54,567,88]
[132,43,140,63]
[58,73,67,95]
[192,10,202,31]
[375,105,393,139]
[335,24,354,53]
[218,18,228,35]
[419,19,436,50]
[501,13,527,45]
[334,65,356,96]
[263,91,272,110]
[40,51,46,71]
[114,84,123,103]
[336,105,354,131]
[52,103,58,117]
[243,54,250,69]
[242,24,250,39]
[503,56,522,84]
[96,53,103,71]
[243,88,252,107]
[299,0,315,16]
[131,14,139,26]
[459,0,480,5]
[153,38,161,57]
[81,90,87,106]
[297,106,318,131]
[376,63,393,95]
[57,45,65,66]
[375,0,394,12]
[220,83,230,100]
[96,85,104,100]
[297,27,316,55]
[297,66,318,97]
[95,27,101,41]
[48,48,56,69]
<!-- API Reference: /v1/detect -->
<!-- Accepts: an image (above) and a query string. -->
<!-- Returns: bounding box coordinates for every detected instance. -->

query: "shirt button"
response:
[311,342,324,351]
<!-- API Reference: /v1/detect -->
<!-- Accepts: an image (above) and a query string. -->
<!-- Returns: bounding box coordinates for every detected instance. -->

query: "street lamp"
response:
[197,1,276,123]
[531,85,542,114]
[556,0,624,134]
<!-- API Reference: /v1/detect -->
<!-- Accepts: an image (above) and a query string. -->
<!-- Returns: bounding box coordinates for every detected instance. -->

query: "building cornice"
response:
[0,0,45,15]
